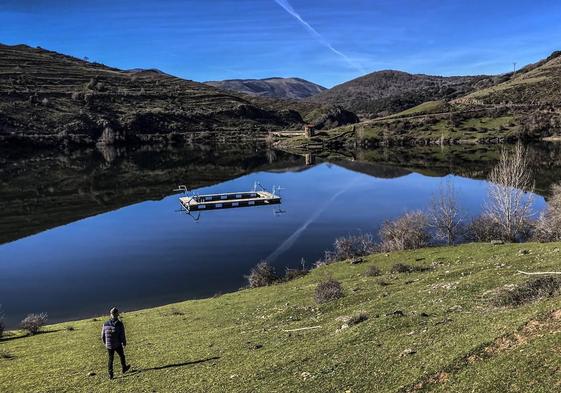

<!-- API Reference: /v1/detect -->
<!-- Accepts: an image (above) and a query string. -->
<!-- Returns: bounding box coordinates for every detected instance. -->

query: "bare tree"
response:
[485,143,535,242]
[428,180,464,245]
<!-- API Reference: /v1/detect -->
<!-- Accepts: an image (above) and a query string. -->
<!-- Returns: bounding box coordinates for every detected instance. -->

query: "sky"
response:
[1,0,561,87]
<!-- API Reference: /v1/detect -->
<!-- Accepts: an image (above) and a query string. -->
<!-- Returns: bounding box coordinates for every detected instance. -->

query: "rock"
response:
[448,305,463,313]
[387,310,405,317]
[87,371,96,377]
[301,371,312,381]
[518,249,530,255]
[491,240,504,245]
[400,348,416,357]
[350,257,363,264]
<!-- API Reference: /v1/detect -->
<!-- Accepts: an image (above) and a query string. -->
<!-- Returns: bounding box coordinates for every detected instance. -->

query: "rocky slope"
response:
[205,77,326,100]
[0,44,354,146]
[309,70,502,117]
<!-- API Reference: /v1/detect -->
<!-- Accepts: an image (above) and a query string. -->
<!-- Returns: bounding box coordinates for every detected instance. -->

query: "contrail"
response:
[266,178,358,261]
[273,0,364,73]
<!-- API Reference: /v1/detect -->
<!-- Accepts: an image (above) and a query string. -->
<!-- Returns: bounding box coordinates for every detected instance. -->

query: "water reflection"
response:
[0,142,557,326]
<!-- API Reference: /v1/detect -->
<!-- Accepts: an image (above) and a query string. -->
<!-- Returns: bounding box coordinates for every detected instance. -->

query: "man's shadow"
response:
[120,356,220,378]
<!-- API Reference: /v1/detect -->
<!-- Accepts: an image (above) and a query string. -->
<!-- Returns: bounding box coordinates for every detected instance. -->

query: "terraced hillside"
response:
[0,44,338,146]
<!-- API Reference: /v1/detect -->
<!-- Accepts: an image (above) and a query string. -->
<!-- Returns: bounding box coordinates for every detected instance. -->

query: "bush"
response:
[466,214,503,242]
[247,261,278,288]
[534,183,561,242]
[20,313,48,335]
[364,266,382,277]
[492,276,561,307]
[379,211,431,252]
[284,267,309,282]
[333,233,377,261]
[315,278,343,304]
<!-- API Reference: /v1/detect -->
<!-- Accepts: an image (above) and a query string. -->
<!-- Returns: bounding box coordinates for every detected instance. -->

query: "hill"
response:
[0,44,344,147]
[308,70,502,117]
[3,242,561,392]
[282,51,561,149]
[205,77,326,100]
[456,51,561,107]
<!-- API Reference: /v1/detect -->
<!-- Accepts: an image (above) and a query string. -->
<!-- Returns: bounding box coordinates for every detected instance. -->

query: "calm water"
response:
[0,145,551,327]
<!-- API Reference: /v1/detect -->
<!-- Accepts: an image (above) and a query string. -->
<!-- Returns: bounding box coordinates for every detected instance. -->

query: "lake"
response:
[0,143,555,327]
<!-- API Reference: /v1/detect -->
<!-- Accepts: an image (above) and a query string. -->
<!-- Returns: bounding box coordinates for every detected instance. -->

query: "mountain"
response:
[309,70,502,117]
[0,44,317,146]
[205,77,326,100]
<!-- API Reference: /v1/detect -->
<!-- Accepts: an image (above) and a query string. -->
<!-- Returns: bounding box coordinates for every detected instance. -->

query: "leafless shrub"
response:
[316,234,377,267]
[485,143,535,242]
[333,233,377,261]
[364,266,382,277]
[20,313,48,335]
[247,260,278,288]
[379,211,431,252]
[284,267,309,282]
[465,214,503,242]
[492,276,561,307]
[534,183,561,242]
[315,278,343,304]
[428,180,465,245]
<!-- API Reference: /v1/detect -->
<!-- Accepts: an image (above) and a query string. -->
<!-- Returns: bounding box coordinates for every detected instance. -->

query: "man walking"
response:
[101,307,131,379]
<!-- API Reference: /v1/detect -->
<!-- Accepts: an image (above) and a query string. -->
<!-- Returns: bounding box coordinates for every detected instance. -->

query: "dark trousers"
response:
[107,346,126,376]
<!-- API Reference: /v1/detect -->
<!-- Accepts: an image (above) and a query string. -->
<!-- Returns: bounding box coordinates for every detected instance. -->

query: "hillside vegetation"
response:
[205,77,326,100]
[282,51,561,150]
[308,70,502,117]
[3,243,561,392]
[0,44,357,147]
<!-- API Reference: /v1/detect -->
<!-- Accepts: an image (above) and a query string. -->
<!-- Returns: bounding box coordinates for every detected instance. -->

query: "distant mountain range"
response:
[308,70,505,117]
[205,77,326,100]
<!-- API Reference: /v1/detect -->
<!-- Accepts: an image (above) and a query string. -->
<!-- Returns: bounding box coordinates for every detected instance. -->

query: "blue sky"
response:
[1,0,560,87]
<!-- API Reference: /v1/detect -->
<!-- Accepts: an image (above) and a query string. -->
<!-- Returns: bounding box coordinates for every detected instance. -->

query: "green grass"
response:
[388,100,449,118]
[3,243,561,392]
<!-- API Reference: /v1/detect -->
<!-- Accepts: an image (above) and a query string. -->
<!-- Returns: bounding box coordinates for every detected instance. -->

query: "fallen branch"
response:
[517,270,561,275]
[282,326,321,333]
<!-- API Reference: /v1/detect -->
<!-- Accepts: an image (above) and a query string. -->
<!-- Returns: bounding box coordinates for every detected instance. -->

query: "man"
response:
[101,307,131,379]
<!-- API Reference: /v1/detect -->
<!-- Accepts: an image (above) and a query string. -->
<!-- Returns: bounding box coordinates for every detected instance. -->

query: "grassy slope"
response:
[3,243,561,392]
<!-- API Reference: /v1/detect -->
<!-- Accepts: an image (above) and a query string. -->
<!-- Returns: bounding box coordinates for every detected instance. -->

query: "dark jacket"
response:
[101,318,126,349]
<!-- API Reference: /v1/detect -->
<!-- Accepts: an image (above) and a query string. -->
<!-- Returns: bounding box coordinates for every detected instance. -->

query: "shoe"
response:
[122,365,131,374]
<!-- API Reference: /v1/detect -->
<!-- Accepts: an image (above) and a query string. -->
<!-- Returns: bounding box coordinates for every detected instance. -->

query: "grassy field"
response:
[3,242,561,392]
